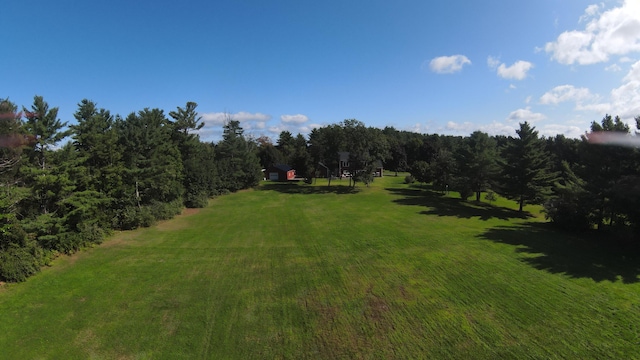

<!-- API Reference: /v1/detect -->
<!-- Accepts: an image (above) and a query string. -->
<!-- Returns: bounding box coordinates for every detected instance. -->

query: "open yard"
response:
[1,176,639,359]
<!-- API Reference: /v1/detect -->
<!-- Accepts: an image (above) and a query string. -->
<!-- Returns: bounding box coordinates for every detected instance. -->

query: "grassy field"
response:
[1,175,639,359]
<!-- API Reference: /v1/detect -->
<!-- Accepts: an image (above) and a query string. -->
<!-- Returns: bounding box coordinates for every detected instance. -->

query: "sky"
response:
[4,0,640,142]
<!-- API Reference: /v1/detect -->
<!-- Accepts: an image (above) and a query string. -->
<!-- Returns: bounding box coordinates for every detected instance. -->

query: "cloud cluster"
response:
[444,119,583,139]
[610,60,640,118]
[487,56,534,80]
[539,60,640,119]
[280,114,309,124]
[427,55,471,74]
[539,85,595,105]
[506,107,546,123]
[545,0,640,65]
[196,111,318,143]
[200,111,272,127]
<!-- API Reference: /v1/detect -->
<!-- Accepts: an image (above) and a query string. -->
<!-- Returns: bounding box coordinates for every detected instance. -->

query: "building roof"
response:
[271,164,293,172]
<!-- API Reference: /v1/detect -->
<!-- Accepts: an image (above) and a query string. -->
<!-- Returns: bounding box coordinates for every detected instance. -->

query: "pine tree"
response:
[23,95,71,170]
[216,119,262,192]
[71,99,124,197]
[455,131,499,201]
[499,122,555,212]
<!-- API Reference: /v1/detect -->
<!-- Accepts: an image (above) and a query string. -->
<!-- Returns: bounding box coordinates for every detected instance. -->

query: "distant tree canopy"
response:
[1,94,639,283]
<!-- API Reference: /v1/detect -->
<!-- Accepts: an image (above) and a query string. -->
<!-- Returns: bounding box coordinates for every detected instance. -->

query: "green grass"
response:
[1,175,639,359]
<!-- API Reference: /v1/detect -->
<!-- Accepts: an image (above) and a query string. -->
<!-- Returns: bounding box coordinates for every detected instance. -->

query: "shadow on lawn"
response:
[259,182,359,195]
[386,187,531,221]
[478,222,640,284]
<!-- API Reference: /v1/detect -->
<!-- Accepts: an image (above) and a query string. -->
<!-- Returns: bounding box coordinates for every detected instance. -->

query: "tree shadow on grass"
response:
[386,187,531,221]
[259,182,359,195]
[477,222,640,284]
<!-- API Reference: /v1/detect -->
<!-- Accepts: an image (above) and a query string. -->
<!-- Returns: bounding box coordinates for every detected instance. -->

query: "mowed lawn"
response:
[1,176,639,359]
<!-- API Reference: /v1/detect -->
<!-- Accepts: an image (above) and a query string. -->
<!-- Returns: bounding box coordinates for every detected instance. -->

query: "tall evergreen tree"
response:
[455,131,499,201]
[168,102,215,207]
[118,108,183,207]
[23,95,71,170]
[578,115,634,229]
[499,122,555,212]
[215,119,262,192]
[71,99,123,197]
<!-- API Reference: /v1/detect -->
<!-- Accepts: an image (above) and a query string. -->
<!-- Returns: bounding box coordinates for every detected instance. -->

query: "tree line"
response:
[1,95,639,281]
[0,96,262,281]
[258,116,640,236]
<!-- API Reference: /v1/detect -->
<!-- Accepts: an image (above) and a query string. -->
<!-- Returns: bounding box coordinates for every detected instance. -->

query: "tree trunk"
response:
[519,195,524,212]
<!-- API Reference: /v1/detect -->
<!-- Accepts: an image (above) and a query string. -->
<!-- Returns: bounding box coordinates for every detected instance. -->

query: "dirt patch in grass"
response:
[65,252,82,266]
[182,208,201,216]
[364,285,395,335]
[156,208,202,231]
[100,230,141,248]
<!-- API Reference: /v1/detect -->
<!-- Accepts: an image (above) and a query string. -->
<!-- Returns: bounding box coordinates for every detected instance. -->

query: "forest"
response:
[1,95,639,282]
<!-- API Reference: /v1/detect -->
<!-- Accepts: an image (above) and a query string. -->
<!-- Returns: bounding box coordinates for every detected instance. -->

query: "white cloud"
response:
[540,85,593,105]
[605,63,622,72]
[579,3,603,23]
[443,121,583,139]
[609,60,640,118]
[538,124,584,138]
[443,121,516,136]
[445,121,475,132]
[268,120,320,138]
[545,0,640,65]
[497,61,534,80]
[487,56,533,80]
[427,55,471,74]
[540,84,611,114]
[200,111,272,126]
[506,107,547,123]
[280,114,309,124]
[487,56,501,69]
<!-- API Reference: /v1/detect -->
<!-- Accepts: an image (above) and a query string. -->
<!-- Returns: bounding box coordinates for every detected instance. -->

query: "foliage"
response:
[455,131,499,201]
[498,122,556,212]
[3,93,640,285]
[409,160,432,184]
[216,119,263,192]
[22,96,72,170]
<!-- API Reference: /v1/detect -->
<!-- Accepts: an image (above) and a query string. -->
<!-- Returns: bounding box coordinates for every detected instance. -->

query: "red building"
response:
[265,164,296,181]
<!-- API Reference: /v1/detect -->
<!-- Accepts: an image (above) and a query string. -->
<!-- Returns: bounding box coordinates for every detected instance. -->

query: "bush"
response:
[185,191,209,208]
[404,175,415,184]
[149,199,183,220]
[116,206,155,230]
[543,198,591,231]
[459,187,473,200]
[0,245,43,282]
[484,191,497,203]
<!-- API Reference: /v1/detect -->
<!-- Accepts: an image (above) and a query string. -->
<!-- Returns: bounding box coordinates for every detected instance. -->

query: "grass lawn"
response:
[1,175,639,359]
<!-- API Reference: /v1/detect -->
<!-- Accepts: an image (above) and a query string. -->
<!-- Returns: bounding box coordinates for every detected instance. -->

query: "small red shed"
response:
[266,164,296,181]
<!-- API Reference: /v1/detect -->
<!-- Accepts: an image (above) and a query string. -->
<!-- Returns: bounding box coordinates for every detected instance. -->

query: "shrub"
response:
[116,206,156,230]
[0,245,43,282]
[459,187,473,200]
[185,191,209,208]
[149,199,183,220]
[484,191,497,203]
[404,175,415,184]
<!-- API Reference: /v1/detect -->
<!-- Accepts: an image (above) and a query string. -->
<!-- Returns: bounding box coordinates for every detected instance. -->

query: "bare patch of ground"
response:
[156,208,201,231]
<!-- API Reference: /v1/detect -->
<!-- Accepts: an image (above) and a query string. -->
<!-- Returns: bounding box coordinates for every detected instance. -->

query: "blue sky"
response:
[4,0,640,142]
